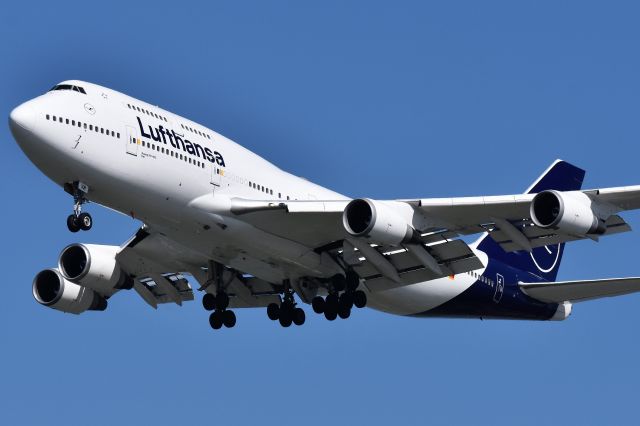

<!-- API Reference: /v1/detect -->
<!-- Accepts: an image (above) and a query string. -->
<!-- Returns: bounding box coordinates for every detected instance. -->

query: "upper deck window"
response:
[49,84,87,94]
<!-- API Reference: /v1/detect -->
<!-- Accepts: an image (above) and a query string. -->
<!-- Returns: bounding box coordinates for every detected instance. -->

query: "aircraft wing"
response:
[520,278,640,303]
[229,183,640,254]
[115,228,281,309]
[409,187,637,252]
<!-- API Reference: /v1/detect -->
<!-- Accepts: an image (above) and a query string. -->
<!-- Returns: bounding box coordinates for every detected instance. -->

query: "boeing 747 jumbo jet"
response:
[9,80,640,330]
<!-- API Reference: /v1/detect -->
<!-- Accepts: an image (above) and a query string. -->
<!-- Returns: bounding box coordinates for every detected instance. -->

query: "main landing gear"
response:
[203,292,236,329]
[266,280,306,328]
[311,271,367,321]
[64,181,92,233]
[201,261,237,330]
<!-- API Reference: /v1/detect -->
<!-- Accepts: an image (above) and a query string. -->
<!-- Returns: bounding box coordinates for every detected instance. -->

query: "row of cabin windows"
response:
[139,138,206,169]
[127,103,168,122]
[247,180,291,200]
[469,270,494,286]
[46,114,120,138]
[180,123,211,140]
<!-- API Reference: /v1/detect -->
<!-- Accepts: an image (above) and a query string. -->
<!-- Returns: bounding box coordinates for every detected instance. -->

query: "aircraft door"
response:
[493,273,505,303]
[211,163,221,187]
[126,125,138,156]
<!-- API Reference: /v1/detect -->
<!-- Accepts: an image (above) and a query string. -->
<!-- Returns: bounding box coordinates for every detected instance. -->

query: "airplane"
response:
[9,79,640,330]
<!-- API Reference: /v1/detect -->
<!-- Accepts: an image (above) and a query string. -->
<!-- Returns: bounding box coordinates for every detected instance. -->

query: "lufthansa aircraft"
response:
[10,80,640,330]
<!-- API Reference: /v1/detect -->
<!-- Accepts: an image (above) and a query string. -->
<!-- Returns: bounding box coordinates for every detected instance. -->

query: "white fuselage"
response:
[10,80,484,316]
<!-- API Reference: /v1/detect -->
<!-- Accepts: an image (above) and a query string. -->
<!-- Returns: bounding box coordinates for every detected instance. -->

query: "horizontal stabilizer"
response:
[520,277,640,303]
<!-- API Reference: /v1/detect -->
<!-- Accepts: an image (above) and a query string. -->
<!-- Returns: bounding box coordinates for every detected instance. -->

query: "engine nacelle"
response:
[32,269,107,314]
[342,198,414,246]
[58,244,133,294]
[530,190,606,236]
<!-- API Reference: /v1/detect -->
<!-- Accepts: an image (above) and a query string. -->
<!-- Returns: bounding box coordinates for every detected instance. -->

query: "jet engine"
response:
[32,268,107,314]
[530,190,606,236]
[58,243,133,294]
[342,198,415,246]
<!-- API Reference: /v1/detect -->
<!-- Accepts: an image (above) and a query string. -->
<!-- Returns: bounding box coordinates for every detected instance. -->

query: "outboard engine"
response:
[32,268,107,314]
[530,190,606,236]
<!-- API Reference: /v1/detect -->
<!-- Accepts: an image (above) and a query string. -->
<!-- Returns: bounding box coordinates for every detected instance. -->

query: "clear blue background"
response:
[2,1,640,424]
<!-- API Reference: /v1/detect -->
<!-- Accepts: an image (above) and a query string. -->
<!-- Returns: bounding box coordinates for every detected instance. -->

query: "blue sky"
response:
[2,1,640,424]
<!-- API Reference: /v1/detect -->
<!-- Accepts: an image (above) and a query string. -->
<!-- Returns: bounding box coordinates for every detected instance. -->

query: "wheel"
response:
[324,308,337,321]
[267,303,280,320]
[216,292,229,310]
[280,303,293,320]
[325,294,339,312]
[346,270,360,291]
[353,290,367,308]
[331,274,346,292]
[202,293,216,311]
[279,313,293,327]
[293,308,306,326]
[66,214,80,233]
[209,311,223,330]
[338,306,351,319]
[311,296,325,314]
[78,212,92,231]
[223,310,236,328]
[339,293,354,311]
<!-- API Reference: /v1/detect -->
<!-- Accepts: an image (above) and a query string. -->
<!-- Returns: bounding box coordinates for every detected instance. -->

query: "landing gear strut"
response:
[64,181,92,233]
[266,280,305,328]
[201,261,237,330]
[311,271,367,321]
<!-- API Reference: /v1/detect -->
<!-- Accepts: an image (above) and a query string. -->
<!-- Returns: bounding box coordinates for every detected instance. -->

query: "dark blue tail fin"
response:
[476,160,586,282]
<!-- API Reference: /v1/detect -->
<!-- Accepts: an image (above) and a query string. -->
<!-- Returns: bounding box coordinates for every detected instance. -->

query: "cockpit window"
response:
[49,84,86,94]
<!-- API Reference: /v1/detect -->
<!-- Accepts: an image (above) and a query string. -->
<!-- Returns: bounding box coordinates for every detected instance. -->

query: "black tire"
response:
[338,306,351,319]
[293,308,306,326]
[66,215,80,233]
[324,308,337,321]
[339,293,354,311]
[346,270,360,291]
[331,274,346,292]
[223,310,236,328]
[279,314,293,327]
[78,212,92,231]
[311,296,325,314]
[353,290,367,308]
[280,303,293,320]
[202,293,216,311]
[209,311,223,330]
[216,292,229,310]
[267,303,280,320]
[325,293,339,312]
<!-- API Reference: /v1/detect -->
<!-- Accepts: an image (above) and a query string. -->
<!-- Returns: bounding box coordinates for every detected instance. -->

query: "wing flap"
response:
[137,274,194,306]
[520,277,640,303]
[364,256,482,292]
[350,239,483,292]
[490,215,631,252]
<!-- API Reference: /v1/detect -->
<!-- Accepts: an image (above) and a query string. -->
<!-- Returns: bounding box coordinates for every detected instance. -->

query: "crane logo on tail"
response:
[530,244,561,273]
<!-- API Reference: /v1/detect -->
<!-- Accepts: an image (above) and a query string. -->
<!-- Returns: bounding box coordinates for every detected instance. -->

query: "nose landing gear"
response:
[64,181,92,233]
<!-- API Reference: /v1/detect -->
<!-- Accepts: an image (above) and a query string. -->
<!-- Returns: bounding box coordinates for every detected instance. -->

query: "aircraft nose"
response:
[9,101,35,131]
